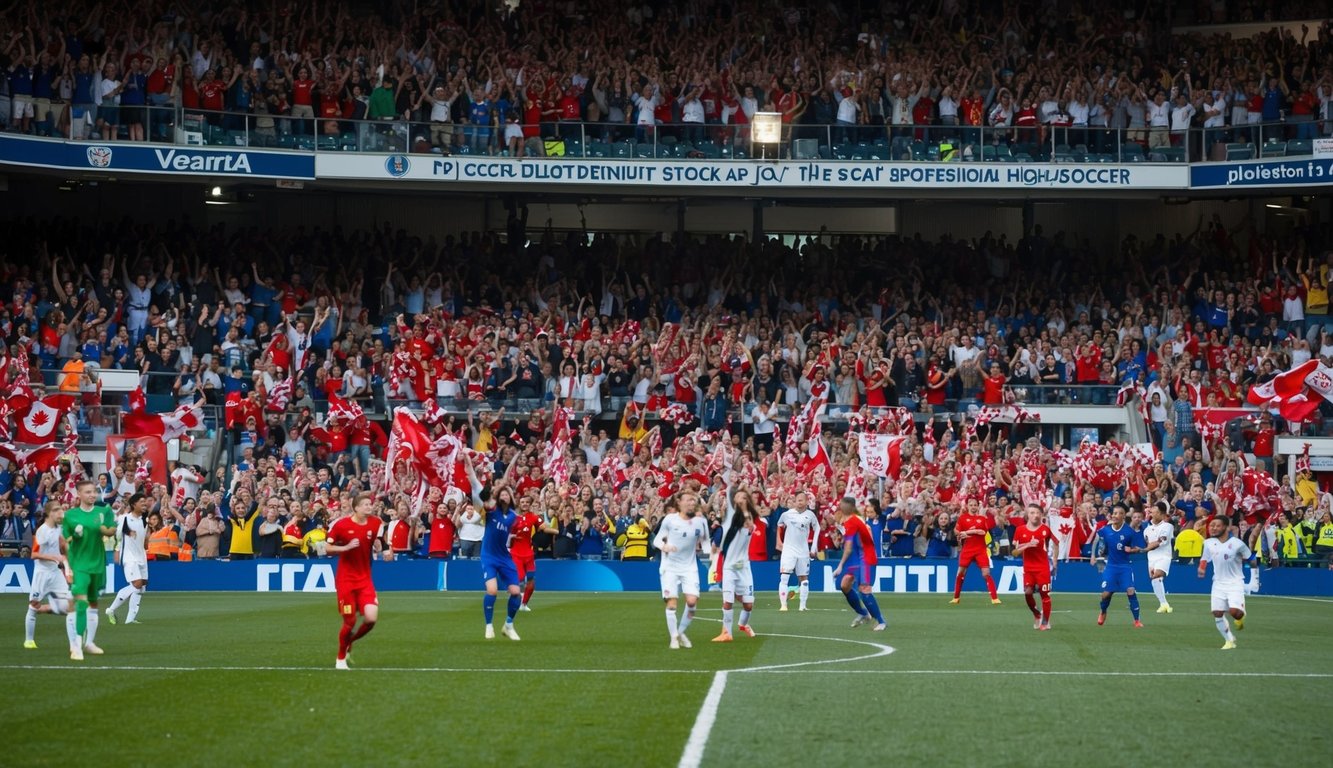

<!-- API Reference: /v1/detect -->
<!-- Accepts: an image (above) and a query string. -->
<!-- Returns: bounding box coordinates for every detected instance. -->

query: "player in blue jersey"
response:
[466,456,522,641]
[1090,503,1146,628]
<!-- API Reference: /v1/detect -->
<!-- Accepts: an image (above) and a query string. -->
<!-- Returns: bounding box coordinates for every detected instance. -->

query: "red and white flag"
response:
[856,432,908,479]
[266,376,295,412]
[127,385,147,414]
[384,408,434,493]
[328,393,366,428]
[1248,359,1333,422]
[123,399,205,442]
[14,395,71,445]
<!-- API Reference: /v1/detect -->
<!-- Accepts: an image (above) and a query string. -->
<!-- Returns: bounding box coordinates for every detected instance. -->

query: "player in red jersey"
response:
[1012,504,1057,630]
[951,497,1001,604]
[325,493,383,670]
[831,498,887,630]
[512,494,558,611]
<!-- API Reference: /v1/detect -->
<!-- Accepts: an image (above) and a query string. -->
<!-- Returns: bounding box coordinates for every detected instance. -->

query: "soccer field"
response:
[5,591,1331,767]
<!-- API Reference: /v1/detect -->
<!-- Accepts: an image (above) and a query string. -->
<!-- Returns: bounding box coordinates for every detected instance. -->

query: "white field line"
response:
[677,671,728,768]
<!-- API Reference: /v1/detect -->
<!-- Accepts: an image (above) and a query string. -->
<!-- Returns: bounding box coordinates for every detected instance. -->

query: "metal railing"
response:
[19,102,1325,164]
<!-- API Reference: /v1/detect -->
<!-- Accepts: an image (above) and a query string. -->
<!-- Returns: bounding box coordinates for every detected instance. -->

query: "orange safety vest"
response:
[177,542,194,562]
[147,527,181,559]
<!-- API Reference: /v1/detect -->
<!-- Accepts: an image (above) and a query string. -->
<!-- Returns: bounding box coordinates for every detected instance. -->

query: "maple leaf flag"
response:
[15,395,70,444]
[266,376,295,412]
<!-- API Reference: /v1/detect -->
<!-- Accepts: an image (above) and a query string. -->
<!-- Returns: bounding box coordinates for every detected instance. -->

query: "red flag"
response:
[128,385,147,414]
[328,392,366,427]
[15,395,70,444]
[1246,359,1333,421]
[19,444,61,473]
[123,399,205,442]
[384,408,434,493]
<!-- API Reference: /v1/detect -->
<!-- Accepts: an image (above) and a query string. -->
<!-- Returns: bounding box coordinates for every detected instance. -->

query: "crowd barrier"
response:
[2,559,1328,597]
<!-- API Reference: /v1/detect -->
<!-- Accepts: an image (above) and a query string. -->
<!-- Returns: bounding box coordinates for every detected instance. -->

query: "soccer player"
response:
[1091,502,1147,627]
[950,497,1000,604]
[1198,517,1255,650]
[469,459,522,641]
[775,491,820,612]
[1144,500,1176,614]
[24,502,77,650]
[511,494,557,612]
[1012,504,1056,630]
[831,498,886,631]
[106,493,150,625]
[325,493,382,669]
[63,480,116,660]
[653,491,711,649]
[713,488,758,642]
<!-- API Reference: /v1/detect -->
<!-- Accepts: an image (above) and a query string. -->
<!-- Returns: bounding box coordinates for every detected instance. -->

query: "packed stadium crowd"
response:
[1,199,1332,572]
[2,0,1331,158]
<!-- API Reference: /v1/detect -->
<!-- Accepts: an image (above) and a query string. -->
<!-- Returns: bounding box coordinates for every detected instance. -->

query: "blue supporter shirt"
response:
[481,506,516,563]
[1095,523,1145,568]
[469,100,491,130]
[9,66,33,96]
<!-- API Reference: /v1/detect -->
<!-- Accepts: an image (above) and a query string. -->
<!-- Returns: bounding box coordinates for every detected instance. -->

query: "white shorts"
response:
[1147,557,1171,576]
[12,94,33,120]
[660,566,700,600]
[504,123,525,141]
[779,551,811,577]
[123,558,149,583]
[29,568,71,604]
[721,568,754,603]
[1210,586,1245,614]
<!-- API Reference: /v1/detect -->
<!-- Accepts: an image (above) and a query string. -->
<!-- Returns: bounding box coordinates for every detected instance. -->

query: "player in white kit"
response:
[1197,517,1256,650]
[712,488,758,642]
[24,503,79,650]
[106,493,150,625]
[775,491,820,612]
[653,492,711,650]
[1144,501,1175,614]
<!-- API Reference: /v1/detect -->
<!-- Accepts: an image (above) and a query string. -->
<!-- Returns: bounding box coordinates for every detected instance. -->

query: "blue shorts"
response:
[841,560,872,587]
[481,558,520,589]
[1101,565,1134,593]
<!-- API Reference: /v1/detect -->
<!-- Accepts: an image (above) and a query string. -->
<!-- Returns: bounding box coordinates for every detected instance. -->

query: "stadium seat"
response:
[587,141,609,157]
[634,142,655,158]
[792,138,820,159]
[1012,152,1032,162]
[981,145,998,160]
[565,139,584,157]
[1260,141,1286,158]
[817,144,832,159]
[1286,139,1312,156]
[1225,142,1255,160]
[611,141,631,158]
[832,144,852,160]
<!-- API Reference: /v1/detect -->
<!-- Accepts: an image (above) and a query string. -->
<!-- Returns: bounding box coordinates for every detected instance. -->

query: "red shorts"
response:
[1023,569,1052,589]
[336,583,377,616]
[512,552,536,581]
[959,548,991,570]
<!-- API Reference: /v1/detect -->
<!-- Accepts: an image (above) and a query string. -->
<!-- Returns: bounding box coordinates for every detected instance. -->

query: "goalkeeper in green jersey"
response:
[61,480,116,661]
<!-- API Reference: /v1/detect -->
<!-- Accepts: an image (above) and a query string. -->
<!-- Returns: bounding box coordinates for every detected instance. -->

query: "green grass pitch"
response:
[4,591,1330,767]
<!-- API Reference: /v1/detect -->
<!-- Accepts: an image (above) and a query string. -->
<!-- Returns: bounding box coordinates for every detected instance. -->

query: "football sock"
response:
[1127,593,1141,621]
[844,588,867,616]
[861,593,885,624]
[1024,592,1039,617]
[1040,593,1052,622]
[1099,596,1111,614]
[506,594,520,621]
[350,619,375,642]
[738,608,751,627]
[679,605,696,634]
[953,574,965,599]
[109,585,135,613]
[24,606,37,643]
[778,573,790,606]
[721,607,734,634]
[984,575,998,600]
[665,608,679,638]
[65,612,80,647]
[1215,616,1234,642]
[483,593,496,624]
[126,588,143,623]
[86,608,99,644]
[522,581,535,605]
[338,614,356,658]
[1151,577,1167,605]
[798,581,809,609]
[75,599,88,637]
